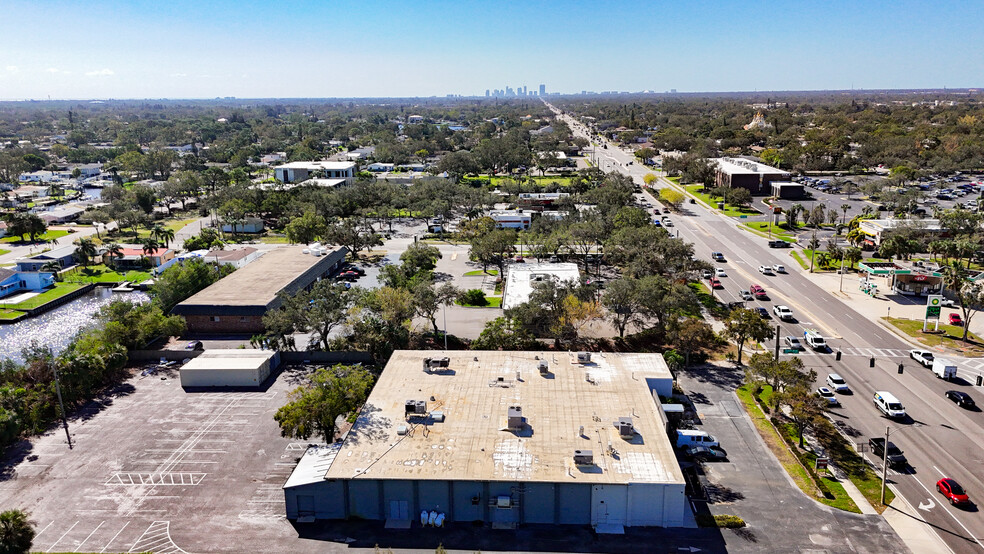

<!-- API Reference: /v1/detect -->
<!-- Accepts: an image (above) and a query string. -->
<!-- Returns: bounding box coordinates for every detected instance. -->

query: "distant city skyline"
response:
[1,0,983,100]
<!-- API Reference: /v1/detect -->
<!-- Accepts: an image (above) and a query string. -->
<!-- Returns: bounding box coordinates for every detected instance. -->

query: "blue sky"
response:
[1,0,982,99]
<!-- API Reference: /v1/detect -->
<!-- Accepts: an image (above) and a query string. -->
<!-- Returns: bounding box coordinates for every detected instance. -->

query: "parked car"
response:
[684,445,729,462]
[937,478,971,506]
[826,373,850,393]
[946,390,976,409]
[949,313,963,326]
[909,349,935,368]
[185,340,204,351]
[784,336,803,350]
[772,264,786,273]
[758,265,774,275]
[817,387,839,406]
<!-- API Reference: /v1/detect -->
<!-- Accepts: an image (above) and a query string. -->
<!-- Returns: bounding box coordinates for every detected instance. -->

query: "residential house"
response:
[18,171,56,183]
[0,268,55,300]
[0,221,7,238]
[14,245,78,272]
[41,206,86,224]
[367,162,395,172]
[114,246,176,269]
[274,161,357,185]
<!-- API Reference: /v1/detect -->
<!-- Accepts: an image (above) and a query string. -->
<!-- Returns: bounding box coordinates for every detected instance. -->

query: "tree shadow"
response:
[705,483,745,504]
[0,439,35,482]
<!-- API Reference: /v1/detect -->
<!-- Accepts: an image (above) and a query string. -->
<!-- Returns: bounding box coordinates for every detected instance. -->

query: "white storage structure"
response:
[179,349,280,388]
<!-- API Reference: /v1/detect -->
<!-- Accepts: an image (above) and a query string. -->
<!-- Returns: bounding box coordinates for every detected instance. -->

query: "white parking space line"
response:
[33,521,53,540]
[46,520,79,553]
[99,521,129,553]
[77,520,105,551]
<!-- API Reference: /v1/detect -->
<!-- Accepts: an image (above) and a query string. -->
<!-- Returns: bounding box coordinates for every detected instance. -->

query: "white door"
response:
[591,485,627,526]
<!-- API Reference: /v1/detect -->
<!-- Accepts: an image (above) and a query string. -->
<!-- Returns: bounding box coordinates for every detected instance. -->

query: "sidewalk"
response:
[883,489,954,554]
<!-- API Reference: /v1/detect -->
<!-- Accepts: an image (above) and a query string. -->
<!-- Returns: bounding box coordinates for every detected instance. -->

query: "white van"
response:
[675,430,720,449]
[873,391,906,419]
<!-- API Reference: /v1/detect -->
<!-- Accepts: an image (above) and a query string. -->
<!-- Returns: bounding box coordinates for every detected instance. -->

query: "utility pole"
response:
[52,364,72,449]
[443,302,448,351]
[774,325,781,361]
[881,426,890,505]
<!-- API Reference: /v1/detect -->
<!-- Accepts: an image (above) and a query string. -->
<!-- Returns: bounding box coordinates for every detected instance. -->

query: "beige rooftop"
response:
[323,350,683,485]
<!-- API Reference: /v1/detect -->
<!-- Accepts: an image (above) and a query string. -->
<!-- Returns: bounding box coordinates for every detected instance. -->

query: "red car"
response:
[749,284,768,299]
[949,313,963,326]
[937,478,970,505]
[709,277,722,289]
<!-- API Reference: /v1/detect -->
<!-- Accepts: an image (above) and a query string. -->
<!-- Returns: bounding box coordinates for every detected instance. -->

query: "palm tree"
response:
[152,225,175,249]
[0,509,35,554]
[75,238,97,268]
[105,243,124,269]
[841,203,851,225]
[40,260,62,281]
[142,239,160,257]
[845,246,863,270]
[807,232,820,273]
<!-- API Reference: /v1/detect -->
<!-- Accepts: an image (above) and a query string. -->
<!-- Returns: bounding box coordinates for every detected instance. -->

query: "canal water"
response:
[0,288,148,364]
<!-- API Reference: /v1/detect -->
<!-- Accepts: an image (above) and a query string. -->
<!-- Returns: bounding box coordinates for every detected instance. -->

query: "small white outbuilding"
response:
[179,349,280,388]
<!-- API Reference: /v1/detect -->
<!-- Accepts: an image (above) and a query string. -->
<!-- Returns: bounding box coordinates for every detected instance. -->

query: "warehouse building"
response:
[171,246,347,334]
[283,350,687,531]
[713,157,790,195]
[179,349,280,388]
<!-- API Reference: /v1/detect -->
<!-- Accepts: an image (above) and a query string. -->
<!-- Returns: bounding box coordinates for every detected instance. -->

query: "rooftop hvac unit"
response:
[577,352,591,364]
[507,406,523,429]
[615,417,634,437]
[405,400,427,415]
[573,449,594,465]
[538,360,549,374]
[496,495,512,508]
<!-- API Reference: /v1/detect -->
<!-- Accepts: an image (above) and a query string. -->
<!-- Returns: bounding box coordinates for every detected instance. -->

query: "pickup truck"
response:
[869,437,907,467]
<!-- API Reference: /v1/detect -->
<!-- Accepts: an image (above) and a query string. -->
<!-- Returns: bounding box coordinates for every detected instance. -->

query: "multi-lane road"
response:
[548,102,984,553]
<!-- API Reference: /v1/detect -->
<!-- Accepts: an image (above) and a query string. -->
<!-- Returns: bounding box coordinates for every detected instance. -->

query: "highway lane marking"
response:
[908,473,984,550]
[934,465,948,477]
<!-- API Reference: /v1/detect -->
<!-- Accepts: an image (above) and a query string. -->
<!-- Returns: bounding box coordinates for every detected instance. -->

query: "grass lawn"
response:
[4,282,85,310]
[0,309,24,320]
[457,296,502,308]
[65,265,152,284]
[686,282,728,318]
[258,235,291,244]
[0,229,70,244]
[464,269,498,276]
[791,251,809,270]
[685,185,761,217]
[665,176,681,185]
[885,317,984,352]
[0,248,9,257]
[740,221,797,243]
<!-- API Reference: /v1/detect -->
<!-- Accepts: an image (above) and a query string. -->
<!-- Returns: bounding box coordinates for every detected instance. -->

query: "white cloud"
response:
[46,67,59,73]
[85,68,114,76]
[5,66,18,72]
[169,73,188,77]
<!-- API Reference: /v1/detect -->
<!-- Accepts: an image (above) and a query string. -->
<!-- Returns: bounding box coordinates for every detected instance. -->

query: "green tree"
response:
[0,509,34,554]
[284,211,326,244]
[104,243,124,270]
[151,258,236,314]
[274,366,374,444]
[745,352,815,408]
[471,317,540,350]
[941,261,984,342]
[261,280,355,351]
[412,280,461,334]
[602,277,646,339]
[723,308,775,364]
[150,225,175,248]
[74,237,97,268]
[469,228,517,275]
[659,188,686,209]
[775,385,828,448]
[669,318,718,367]
[807,232,820,273]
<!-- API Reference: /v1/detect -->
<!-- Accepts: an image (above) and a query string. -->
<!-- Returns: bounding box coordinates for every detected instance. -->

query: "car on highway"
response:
[945,390,976,409]
[715,268,727,277]
[936,478,970,506]
[909,349,935,367]
[768,240,790,248]
[709,277,722,289]
[784,336,803,350]
[773,264,786,273]
[711,252,725,261]
[683,445,729,462]
[664,219,674,227]
[749,284,768,299]
[702,269,712,279]
[754,307,770,318]
[869,437,907,467]
[817,387,839,406]
[740,290,754,301]
[773,305,794,321]
[949,313,963,326]
[826,373,850,393]
[758,265,774,275]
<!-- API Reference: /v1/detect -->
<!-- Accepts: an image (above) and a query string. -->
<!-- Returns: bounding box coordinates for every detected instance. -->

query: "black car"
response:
[946,390,976,409]
[684,445,728,462]
[754,307,770,318]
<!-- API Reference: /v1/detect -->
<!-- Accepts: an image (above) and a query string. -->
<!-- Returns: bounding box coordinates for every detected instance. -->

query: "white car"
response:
[784,336,803,350]
[817,387,840,406]
[702,269,712,279]
[773,264,786,273]
[740,290,754,301]
[909,349,935,368]
[664,219,674,227]
[773,305,794,321]
[826,373,850,393]
[758,265,774,275]
[715,268,727,277]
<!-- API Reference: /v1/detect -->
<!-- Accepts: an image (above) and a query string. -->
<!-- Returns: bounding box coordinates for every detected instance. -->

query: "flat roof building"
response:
[274,161,357,185]
[171,246,347,334]
[179,349,280,388]
[502,262,580,310]
[859,218,942,247]
[283,350,687,531]
[713,157,790,195]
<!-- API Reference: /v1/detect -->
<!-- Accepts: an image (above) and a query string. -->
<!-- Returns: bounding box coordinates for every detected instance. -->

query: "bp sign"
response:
[926,295,943,319]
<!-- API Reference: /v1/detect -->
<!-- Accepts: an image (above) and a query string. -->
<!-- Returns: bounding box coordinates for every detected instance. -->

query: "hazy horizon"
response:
[2,0,983,100]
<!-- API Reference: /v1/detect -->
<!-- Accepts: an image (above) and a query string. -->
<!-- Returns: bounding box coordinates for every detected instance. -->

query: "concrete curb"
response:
[882,487,954,554]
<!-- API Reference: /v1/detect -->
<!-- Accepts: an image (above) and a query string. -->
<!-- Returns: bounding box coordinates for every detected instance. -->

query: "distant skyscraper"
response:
[506,86,514,96]
[539,84,546,96]
[523,86,527,96]
[485,89,490,97]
